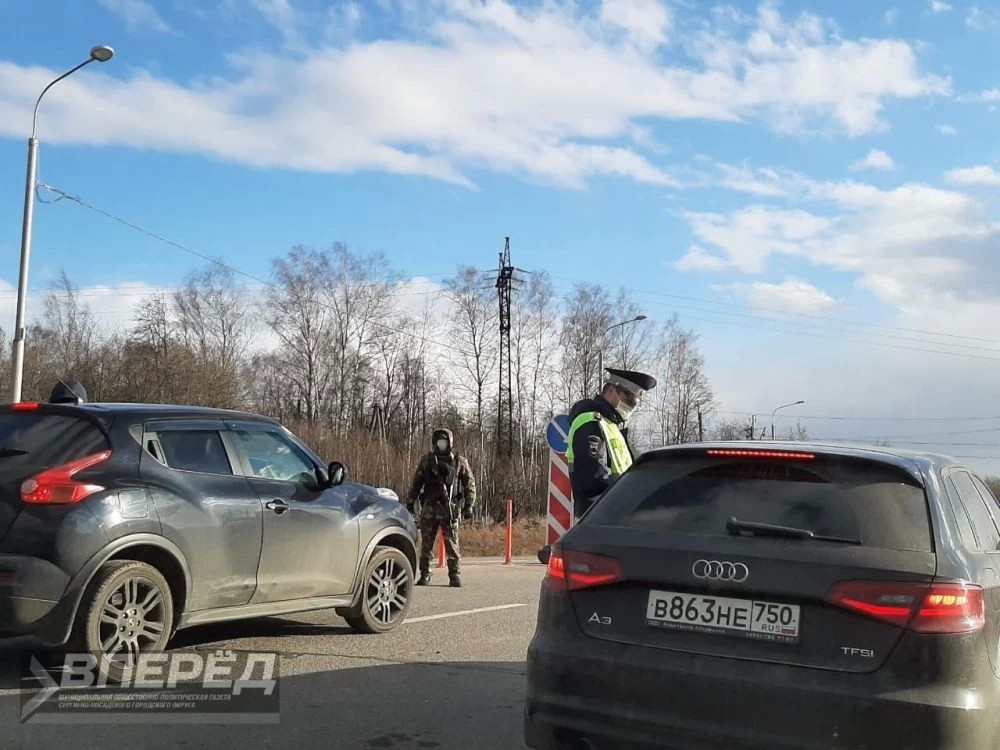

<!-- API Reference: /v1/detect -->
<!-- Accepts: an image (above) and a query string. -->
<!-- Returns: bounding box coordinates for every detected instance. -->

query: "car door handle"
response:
[266,499,290,515]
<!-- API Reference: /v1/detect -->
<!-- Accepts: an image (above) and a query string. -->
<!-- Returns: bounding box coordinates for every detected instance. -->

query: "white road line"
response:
[404,603,527,624]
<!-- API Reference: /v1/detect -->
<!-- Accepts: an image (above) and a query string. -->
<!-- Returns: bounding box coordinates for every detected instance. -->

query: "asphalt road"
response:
[0,557,545,750]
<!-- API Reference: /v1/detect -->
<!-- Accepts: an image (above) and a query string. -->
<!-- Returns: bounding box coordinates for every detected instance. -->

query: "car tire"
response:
[70,560,174,682]
[344,546,414,634]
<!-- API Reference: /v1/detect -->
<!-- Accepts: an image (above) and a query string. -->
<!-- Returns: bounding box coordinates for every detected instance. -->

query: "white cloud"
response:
[930,0,953,13]
[850,148,895,171]
[674,246,730,272]
[97,0,170,33]
[937,124,958,135]
[717,278,838,314]
[679,170,999,320]
[944,165,1000,186]
[0,1,950,188]
[251,0,300,43]
[885,8,900,25]
[967,6,999,30]
[961,88,1000,104]
[683,206,833,273]
[600,0,673,53]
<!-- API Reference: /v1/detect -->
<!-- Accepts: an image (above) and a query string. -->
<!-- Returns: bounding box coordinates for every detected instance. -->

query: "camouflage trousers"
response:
[418,505,461,576]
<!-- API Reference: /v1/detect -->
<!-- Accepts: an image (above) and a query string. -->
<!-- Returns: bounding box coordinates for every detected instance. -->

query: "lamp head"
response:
[90,46,114,63]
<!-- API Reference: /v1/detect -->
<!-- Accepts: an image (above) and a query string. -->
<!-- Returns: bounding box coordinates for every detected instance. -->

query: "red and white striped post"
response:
[504,497,513,565]
[545,415,575,548]
[547,449,574,544]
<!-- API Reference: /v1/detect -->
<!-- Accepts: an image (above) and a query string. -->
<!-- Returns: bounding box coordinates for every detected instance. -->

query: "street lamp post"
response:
[596,314,646,390]
[10,45,114,403]
[771,400,805,440]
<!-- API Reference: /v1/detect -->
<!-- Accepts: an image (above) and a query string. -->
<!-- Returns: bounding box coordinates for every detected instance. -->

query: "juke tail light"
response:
[21,451,112,505]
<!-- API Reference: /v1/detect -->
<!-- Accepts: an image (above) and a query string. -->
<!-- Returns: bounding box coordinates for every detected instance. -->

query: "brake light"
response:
[826,581,985,634]
[545,548,624,591]
[11,402,39,411]
[21,451,111,505]
[707,449,814,460]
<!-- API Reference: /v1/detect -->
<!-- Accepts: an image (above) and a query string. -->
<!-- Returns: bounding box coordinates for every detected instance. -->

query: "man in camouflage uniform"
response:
[406,428,477,588]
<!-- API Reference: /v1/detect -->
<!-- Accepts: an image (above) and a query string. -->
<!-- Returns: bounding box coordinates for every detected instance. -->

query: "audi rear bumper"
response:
[526,630,1000,750]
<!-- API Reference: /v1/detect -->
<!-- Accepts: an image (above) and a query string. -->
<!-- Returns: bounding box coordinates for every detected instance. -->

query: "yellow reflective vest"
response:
[565,411,633,476]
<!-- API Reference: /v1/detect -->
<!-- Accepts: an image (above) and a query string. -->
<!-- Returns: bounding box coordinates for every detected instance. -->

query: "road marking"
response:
[405,603,527,624]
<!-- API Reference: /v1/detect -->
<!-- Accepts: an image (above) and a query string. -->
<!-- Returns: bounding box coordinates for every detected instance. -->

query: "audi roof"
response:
[637,440,959,477]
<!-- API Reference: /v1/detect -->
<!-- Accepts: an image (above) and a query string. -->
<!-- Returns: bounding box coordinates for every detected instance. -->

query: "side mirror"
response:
[328,461,348,487]
[314,466,330,487]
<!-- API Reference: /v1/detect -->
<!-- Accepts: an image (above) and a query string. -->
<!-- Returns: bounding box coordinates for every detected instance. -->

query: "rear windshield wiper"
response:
[0,447,28,457]
[726,516,861,545]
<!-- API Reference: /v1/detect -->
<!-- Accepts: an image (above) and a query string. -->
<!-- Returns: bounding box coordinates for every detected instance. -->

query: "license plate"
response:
[646,590,801,643]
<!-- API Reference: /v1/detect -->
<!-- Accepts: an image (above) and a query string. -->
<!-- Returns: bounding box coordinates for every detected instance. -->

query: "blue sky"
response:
[4,0,1000,469]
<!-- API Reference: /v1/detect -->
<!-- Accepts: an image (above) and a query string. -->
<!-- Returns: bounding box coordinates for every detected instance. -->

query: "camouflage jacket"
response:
[406,452,477,510]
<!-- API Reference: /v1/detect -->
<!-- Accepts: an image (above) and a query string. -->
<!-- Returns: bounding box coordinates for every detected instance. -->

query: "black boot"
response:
[537,545,551,565]
[417,572,431,586]
[449,574,462,588]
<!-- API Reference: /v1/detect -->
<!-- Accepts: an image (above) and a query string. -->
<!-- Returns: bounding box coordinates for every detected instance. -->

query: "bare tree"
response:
[605,288,653,371]
[559,283,613,404]
[43,272,98,377]
[173,263,253,380]
[512,272,558,460]
[649,315,714,445]
[324,244,397,430]
[444,266,498,435]
[265,246,337,421]
[711,417,747,441]
[784,421,809,441]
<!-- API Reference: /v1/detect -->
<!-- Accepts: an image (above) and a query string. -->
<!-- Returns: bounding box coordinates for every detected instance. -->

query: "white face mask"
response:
[614,401,635,423]
[436,439,450,453]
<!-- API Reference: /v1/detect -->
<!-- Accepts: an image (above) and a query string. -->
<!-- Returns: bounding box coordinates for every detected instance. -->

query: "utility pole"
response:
[496,237,514,458]
[698,410,704,442]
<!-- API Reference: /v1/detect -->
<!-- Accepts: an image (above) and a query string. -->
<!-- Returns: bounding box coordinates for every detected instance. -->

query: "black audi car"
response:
[526,442,1000,749]
[0,397,417,676]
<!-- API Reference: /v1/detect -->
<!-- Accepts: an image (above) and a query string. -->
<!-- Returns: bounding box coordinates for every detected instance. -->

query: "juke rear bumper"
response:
[0,554,71,643]
[525,634,1000,750]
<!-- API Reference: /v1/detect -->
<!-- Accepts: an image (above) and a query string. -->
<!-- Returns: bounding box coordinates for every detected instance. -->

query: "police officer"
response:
[405,428,477,588]
[538,368,656,564]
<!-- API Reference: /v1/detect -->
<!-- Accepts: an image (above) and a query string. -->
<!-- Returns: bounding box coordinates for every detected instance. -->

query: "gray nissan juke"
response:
[0,393,417,677]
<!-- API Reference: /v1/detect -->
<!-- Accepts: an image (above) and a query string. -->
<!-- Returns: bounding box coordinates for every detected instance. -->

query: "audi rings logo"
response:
[692,559,749,583]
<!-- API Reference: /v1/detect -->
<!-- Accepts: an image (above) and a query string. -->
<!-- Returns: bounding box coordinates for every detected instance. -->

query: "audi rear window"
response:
[586,453,933,553]
[0,413,109,468]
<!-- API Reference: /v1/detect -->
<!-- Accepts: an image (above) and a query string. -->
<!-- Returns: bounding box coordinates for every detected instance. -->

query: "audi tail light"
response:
[21,450,112,505]
[546,548,625,591]
[706,449,814,460]
[825,580,985,634]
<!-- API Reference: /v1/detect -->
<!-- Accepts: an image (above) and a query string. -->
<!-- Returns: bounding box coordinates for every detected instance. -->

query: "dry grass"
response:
[445,516,547,557]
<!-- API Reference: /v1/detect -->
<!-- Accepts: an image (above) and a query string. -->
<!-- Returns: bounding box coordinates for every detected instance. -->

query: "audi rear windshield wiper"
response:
[726,516,862,545]
[0,447,29,457]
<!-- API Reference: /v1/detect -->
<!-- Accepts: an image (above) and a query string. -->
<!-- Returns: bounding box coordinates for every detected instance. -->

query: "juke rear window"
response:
[586,454,933,553]
[0,413,109,468]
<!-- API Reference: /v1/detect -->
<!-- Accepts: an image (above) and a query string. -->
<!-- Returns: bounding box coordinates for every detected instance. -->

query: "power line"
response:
[622,294,1000,356]
[548,273,1000,346]
[543,277,1000,361]
[35,182,477,359]
[714,410,1000,422]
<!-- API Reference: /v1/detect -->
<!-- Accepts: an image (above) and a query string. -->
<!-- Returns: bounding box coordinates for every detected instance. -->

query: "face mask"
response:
[436,439,450,453]
[614,401,635,423]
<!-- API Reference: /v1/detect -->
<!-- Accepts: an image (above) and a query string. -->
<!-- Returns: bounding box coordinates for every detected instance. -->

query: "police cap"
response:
[605,368,657,396]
